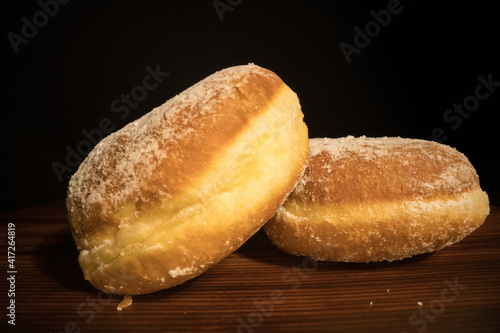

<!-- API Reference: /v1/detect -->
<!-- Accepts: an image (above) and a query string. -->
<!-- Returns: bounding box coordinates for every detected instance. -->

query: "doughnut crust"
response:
[264,136,489,262]
[66,64,309,295]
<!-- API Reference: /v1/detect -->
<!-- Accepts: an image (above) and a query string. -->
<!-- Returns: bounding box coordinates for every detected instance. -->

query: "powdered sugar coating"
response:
[67,63,277,228]
[293,136,480,203]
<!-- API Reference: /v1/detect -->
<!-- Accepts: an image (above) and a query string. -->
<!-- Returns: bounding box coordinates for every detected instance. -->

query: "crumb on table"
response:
[117,295,133,311]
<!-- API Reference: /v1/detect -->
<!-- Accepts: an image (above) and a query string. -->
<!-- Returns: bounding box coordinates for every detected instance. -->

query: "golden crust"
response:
[67,64,309,294]
[295,136,480,204]
[264,136,490,262]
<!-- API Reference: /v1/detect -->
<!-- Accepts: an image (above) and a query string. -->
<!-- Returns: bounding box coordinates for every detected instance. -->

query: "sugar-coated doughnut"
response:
[264,136,489,262]
[67,64,309,295]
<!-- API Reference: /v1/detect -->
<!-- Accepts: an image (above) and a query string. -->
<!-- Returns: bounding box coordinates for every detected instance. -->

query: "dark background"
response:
[2,0,499,214]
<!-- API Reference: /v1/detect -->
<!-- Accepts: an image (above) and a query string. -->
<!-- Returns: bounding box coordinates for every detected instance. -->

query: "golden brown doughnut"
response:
[264,136,489,262]
[66,64,309,295]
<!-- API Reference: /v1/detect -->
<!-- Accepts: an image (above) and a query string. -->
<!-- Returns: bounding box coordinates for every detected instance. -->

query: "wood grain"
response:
[0,201,499,333]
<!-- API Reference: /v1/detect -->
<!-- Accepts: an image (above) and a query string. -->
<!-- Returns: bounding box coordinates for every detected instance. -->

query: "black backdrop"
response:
[2,0,499,213]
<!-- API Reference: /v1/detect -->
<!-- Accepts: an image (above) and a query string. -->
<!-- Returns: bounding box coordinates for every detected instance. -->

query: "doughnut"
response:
[66,64,309,295]
[264,136,489,262]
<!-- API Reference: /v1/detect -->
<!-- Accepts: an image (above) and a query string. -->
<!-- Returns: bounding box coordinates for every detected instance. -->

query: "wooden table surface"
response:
[0,201,499,333]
